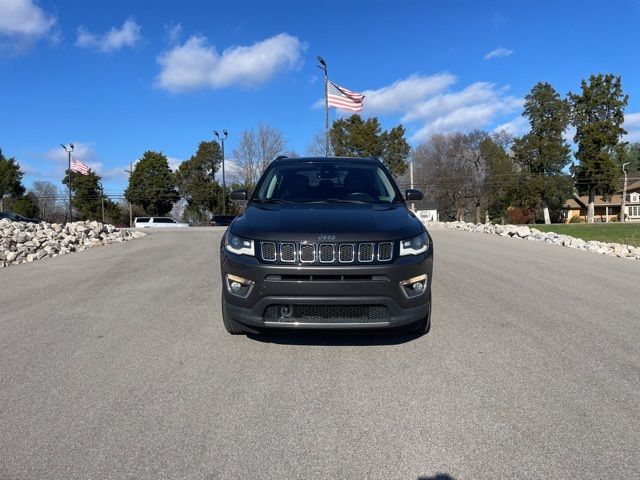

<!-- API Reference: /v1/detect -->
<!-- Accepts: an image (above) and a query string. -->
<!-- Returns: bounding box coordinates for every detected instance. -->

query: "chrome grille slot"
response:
[280,243,296,262]
[261,242,276,261]
[358,243,374,262]
[378,242,393,261]
[339,244,354,263]
[319,244,335,263]
[299,243,315,263]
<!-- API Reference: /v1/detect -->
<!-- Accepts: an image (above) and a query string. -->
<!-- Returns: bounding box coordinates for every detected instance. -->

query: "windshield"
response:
[252,161,402,204]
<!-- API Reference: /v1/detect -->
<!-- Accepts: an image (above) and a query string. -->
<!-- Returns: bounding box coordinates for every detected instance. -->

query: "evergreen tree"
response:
[175,141,223,224]
[125,151,178,216]
[329,114,410,176]
[481,136,518,223]
[62,170,103,220]
[513,82,573,224]
[9,192,39,218]
[0,148,25,210]
[569,74,628,223]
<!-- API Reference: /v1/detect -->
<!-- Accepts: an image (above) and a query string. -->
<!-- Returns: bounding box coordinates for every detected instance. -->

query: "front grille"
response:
[300,244,315,263]
[280,243,296,262]
[263,304,390,324]
[261,242,276,261]
[260,241,393,264]
[339,244,355,263]
[378,242,393,261]
[358,243,374,262]
[319,244,335,263]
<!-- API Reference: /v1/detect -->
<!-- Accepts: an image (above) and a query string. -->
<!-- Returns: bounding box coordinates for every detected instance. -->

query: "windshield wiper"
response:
[252,198,294,204]
[322,198,370,204]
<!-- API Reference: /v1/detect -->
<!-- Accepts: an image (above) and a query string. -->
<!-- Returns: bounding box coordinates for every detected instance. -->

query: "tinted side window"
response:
[136,217,150,223]
[153,218,175,223]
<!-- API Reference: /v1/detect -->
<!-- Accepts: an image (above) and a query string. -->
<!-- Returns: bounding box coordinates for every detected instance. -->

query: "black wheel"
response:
[408,301,431,336]
[222,297,245,335]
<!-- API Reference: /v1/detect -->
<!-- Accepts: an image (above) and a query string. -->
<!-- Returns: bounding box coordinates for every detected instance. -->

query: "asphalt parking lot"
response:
[1,227,638,479]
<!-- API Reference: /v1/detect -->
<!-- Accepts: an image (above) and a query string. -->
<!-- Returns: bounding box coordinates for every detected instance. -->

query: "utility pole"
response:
[317,56,329,156]
[125,162,133,227]
[99,181,105,223]
[620,161,630,222]
[410,157,415,212]
[61,143,74,223]
[214,130,228,215]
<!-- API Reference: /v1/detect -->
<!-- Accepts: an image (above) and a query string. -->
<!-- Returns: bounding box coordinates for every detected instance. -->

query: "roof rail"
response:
[274,155,289,161]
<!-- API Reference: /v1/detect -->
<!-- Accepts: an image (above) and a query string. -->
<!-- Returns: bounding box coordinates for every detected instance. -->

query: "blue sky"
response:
[1,0,640,196]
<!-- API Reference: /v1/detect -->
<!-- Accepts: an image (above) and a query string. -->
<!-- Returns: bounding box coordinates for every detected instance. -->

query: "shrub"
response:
[569,215,586,223]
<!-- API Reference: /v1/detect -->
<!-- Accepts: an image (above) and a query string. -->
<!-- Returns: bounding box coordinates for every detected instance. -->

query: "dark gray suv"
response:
[219,156,433,335]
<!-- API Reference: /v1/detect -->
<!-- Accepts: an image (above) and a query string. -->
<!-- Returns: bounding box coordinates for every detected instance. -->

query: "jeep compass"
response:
[219,156,433,335]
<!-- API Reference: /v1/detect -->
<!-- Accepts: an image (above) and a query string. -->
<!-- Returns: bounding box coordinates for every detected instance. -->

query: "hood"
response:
[230,203,425,242]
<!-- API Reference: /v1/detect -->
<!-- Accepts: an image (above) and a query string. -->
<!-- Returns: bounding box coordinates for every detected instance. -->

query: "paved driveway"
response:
[1,228,638,479]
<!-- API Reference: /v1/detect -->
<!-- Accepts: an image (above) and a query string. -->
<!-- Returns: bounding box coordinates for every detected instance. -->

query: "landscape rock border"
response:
[1,219,146,268]
[425,221,640,261]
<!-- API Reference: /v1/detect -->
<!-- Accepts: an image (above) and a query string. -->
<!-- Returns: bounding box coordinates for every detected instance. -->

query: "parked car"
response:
[133,217,190,228]
[210,215,236,227]
[0,211,41,223]
[219,156,433,335]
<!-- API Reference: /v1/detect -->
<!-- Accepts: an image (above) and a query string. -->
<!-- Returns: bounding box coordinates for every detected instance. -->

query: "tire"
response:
[408,301,431,336]
[222,297,245,335]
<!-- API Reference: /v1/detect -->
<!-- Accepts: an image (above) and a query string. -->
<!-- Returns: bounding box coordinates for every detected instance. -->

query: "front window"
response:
[253,161,402,204]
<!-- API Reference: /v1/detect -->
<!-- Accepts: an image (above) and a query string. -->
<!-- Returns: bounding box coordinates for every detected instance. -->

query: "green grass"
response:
[534,223,640,247]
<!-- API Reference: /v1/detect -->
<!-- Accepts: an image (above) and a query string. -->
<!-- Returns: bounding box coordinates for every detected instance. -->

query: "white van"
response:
[134,217,190,228]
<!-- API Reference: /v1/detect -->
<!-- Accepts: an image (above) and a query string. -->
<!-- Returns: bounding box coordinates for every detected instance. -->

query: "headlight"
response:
[399,233,428,256]
[224,231,255,256]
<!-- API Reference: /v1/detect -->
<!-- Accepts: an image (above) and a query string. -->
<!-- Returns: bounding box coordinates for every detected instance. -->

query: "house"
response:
[416,201,439,222]
[563,178,640,222]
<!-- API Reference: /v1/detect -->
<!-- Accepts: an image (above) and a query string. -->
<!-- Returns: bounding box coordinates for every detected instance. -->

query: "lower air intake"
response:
[263,304,390,324]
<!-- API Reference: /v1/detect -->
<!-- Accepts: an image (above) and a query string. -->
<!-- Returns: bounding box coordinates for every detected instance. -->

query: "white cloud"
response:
[362,73,456,115]
[624,112,640,142]
[76,18,141,53]
[404,82,522,142]
[0,0,55,41]
[156,33,304,92]
[165,22,182,43]
[484,46,513,59]
[494,115,529,136]
[0,0,55,50]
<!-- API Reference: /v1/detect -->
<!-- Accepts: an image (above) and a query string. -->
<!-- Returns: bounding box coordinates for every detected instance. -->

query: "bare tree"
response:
[29,181,60,221]
[256,124,286,175]
[306,131,333,157]
[232,130,258,187]
[412,133,477,221]
[232,124,287,187]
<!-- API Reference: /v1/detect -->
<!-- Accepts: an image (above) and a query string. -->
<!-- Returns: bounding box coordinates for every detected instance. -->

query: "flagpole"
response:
[317,56,329,157]
[61,143,74,222]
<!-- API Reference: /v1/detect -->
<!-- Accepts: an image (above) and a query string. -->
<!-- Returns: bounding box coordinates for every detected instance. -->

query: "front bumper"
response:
[220,246,433,330]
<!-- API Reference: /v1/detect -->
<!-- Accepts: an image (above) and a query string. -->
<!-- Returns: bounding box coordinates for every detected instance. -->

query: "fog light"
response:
[280,305,292,318]
[400,274,428,298]
[226,274,254,298]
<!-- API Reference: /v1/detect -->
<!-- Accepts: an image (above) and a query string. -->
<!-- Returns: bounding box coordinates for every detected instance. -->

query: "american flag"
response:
[70,158,90,175]
[327,81,365,112]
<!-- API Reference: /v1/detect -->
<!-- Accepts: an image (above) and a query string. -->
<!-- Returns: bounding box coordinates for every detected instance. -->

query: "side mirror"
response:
[405,189,424,201]
[230,189,248,202]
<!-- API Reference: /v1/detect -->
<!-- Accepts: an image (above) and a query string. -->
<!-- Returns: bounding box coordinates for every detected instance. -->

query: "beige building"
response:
[563,180,640,222]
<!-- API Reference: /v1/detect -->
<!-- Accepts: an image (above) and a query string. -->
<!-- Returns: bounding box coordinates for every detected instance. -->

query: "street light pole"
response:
[125,162,133,227]
[317,56,329,157]
[620,161,630,222]
[214,130,228,215]
[61,143,74,223]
